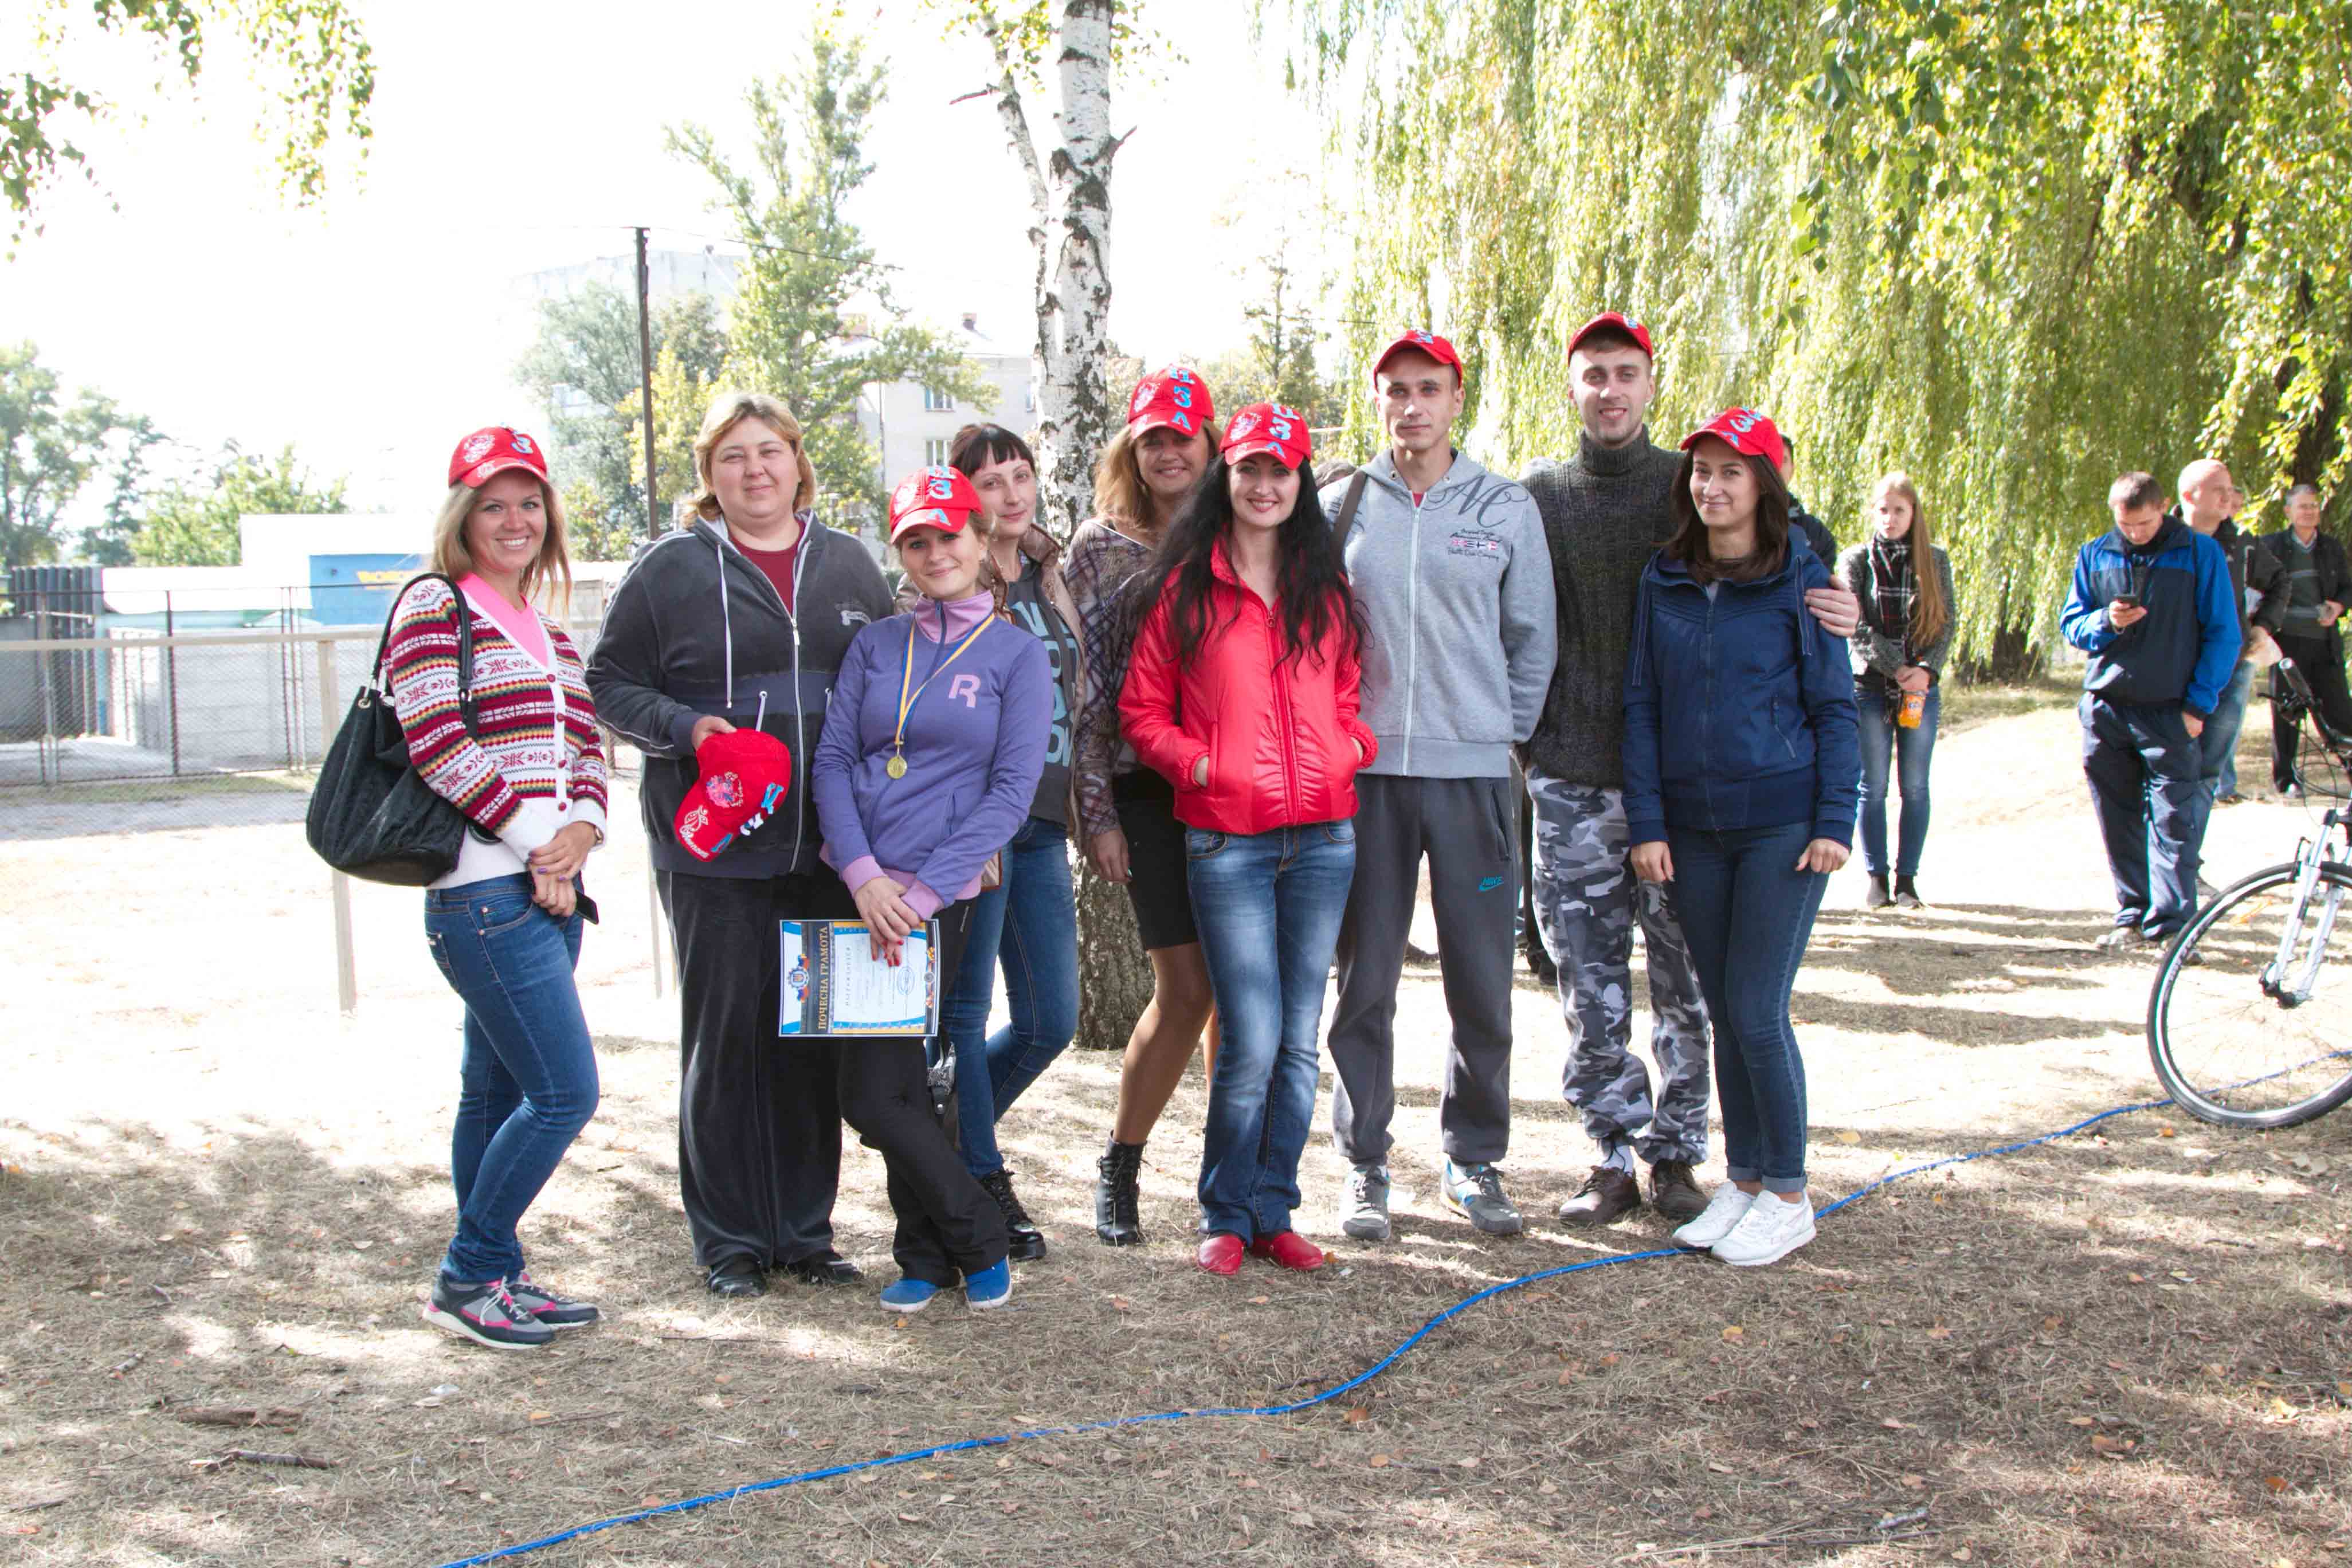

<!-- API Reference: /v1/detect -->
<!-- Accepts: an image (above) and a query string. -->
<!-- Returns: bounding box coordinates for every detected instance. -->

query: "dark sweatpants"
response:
[835,901,1008,1285]
[2271,636,2352,790]
[1329,773,1520,1167]
[660,868,856,1275]
[2079,695,2210,938]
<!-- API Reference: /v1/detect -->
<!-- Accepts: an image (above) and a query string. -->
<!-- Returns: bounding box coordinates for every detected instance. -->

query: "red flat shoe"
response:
[1246,1231,1326,1272]
[1197,1233,1245,1276]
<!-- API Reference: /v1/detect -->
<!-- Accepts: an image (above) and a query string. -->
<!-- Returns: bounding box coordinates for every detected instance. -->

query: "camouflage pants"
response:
[1526,772,1712,1163]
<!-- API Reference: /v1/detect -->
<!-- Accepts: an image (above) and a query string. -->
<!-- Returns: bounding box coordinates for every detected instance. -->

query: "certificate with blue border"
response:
[778,919,938,1037]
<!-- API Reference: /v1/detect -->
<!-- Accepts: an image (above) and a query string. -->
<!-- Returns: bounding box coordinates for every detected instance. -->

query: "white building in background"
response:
[852,312,1036,486]
[518,252,1033,511]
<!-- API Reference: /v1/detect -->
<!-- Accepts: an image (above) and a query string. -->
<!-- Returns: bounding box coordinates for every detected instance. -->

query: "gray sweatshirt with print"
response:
[1320,450,1558,778]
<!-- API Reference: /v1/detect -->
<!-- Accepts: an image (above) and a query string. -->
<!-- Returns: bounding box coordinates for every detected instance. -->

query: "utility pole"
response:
[635,226,660,540]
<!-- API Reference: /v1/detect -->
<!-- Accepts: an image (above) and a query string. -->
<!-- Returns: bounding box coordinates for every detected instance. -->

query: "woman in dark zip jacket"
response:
[586,391,895,1298]
[1622,408,1857,1271]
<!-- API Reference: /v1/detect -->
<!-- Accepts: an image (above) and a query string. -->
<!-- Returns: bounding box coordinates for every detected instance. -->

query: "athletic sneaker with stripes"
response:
[506,1272,601,1330]
[422,1275,555,1350]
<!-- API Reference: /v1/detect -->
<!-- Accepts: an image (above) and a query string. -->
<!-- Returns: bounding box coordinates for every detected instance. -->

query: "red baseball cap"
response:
[1370,329,1464,387]
[1680,407,1788,476]
[888,465,985,543]
[448,426,550,490]
[1567,311,1655,361]
[1127,366,1214,438]
[1221,402,1312,471]
[674,728,793,862]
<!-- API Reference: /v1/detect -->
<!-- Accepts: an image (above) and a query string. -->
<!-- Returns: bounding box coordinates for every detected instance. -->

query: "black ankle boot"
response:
[979,1169,1048,1261]
[1094,1140,1145,1247]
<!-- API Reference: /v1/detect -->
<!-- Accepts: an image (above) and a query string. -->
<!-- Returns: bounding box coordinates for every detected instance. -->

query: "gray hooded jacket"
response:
[1322,450,1557,778]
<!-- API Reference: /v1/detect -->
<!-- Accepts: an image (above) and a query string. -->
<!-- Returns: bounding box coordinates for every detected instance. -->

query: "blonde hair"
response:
[432,476,572,616]
[690,391,820,523]
[1090,420,1217,530]
[1868,472,1948,650]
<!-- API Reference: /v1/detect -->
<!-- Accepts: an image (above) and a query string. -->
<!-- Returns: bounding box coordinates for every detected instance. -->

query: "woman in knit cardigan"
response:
[387,426,609,1352]
[1836,473,1957,910]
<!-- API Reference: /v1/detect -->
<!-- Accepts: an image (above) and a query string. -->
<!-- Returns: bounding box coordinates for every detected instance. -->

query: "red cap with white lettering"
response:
[1680,407,1788,476]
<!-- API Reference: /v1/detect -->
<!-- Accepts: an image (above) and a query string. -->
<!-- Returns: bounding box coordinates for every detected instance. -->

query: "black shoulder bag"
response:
[305,574,487,885]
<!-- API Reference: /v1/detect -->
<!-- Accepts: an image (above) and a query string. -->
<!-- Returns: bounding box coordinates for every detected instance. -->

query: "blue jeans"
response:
[943,816,1081,1179]
[2200,658,2257,801]
[1186,821,1356,1239]
[424,875,598,1284]
[1663,822,1824,1194]
[1855,681,1940,878]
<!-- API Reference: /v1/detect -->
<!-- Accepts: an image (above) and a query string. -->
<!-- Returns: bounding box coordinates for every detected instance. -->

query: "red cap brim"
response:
[1224,440,1304,469]
[454,454,548,491]
[889,508,977,544]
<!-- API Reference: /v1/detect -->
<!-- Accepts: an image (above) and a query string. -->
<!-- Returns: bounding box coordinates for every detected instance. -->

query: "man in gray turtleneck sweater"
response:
[1519,313,1858,1228]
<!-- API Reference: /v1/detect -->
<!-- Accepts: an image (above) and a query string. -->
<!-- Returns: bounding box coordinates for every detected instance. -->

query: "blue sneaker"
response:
[965,1258,1013,1310]
[879,1277,940,1314]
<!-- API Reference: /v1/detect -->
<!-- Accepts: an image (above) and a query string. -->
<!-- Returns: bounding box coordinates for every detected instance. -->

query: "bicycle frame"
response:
[2259,806,2347,1006]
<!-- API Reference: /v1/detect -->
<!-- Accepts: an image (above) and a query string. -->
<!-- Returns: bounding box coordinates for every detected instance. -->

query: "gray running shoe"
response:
[1441,1160,1524,1236]
[1341,1163,1392,1241]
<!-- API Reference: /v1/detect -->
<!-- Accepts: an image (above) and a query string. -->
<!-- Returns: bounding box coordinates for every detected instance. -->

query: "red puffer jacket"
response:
[1119,549,1378,835]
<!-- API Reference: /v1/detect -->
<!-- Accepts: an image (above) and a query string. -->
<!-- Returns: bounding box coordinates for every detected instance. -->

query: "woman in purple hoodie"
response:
[812,465,1052,1314]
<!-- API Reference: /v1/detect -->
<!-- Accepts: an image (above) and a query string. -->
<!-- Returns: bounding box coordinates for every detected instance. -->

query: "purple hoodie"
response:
[813,590,1052,917]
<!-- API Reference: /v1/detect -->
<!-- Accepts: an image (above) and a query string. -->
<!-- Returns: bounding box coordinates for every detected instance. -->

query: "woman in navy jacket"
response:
[1622,409,1857,1269]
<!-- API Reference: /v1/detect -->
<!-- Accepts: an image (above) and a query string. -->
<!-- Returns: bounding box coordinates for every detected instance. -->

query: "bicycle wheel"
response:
[2148,862,2352,1129]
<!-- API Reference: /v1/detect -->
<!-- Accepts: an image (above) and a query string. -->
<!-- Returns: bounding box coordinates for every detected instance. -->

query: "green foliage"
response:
[130,442,347,566]
[1289,0,2352,663]
[6,1,373,248]
[515,284,726,559]
[669,30,993,534]
[0,340,146,568]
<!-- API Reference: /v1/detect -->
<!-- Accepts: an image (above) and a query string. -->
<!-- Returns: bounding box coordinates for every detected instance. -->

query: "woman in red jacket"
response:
[1120,403,1375,1277]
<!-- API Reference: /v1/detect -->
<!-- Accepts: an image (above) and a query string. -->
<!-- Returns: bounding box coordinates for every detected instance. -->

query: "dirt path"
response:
[2,688,2345,1566]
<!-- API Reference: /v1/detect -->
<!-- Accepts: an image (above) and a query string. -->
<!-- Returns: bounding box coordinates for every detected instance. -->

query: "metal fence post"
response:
[316,637,358,1016]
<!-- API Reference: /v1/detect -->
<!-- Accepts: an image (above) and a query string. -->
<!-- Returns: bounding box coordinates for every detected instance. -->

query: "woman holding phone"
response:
[812,465,1051,1312]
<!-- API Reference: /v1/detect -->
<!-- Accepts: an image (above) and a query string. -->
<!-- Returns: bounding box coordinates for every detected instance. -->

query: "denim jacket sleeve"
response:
[1620,570,1668,847]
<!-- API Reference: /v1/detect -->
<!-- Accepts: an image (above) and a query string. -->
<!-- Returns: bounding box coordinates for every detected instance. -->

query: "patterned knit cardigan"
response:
[385,578,609,846]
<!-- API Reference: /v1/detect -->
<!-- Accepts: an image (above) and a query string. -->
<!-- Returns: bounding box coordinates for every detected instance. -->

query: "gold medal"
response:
[885,754,908,780]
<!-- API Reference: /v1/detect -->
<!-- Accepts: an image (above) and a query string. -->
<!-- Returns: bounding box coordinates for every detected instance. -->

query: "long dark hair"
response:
[1664,443,1793,584]
[1124,456,1362,668]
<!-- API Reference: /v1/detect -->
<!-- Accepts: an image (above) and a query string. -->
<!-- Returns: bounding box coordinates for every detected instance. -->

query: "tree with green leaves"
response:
[128,442,347,567]
[515,284,727,559]
[669,30,991,533]
[6,0,373,249]
[1288,0,2352,667]
[0,340,145,569]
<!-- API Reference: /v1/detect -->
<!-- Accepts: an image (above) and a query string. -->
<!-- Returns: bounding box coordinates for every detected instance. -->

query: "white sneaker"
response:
[1710,1191,1815,1267]
[1670,1183,1755,1251]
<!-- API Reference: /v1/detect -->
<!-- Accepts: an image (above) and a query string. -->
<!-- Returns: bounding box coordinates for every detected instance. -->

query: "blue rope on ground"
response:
[433,1095,2175,1568]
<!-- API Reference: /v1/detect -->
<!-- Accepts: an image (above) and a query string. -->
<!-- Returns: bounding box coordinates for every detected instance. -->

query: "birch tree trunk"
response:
[969,0,1148,1051]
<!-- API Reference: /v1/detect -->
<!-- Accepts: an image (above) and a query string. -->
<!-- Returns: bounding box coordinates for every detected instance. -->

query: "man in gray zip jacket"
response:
[1322,330,1558,1240]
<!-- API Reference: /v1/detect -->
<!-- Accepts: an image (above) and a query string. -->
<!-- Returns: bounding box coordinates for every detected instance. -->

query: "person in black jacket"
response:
[2259,484,2352,794]
[2171,460,2283,806]
[587,391,895,1297]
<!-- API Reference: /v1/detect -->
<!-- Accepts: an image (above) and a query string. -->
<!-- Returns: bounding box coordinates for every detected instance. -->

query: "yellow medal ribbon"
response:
[888,604,996,782]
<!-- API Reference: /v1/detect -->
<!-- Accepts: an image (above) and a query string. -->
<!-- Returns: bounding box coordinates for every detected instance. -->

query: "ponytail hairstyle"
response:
[1124,456,1362,668]
[1868,472,1949,649]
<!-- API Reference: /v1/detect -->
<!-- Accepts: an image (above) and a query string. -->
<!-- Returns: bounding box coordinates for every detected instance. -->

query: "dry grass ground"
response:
[2,685,2347,1567]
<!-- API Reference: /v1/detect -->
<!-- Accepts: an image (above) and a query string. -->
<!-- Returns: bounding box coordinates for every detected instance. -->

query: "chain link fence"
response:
[0,582,627,840]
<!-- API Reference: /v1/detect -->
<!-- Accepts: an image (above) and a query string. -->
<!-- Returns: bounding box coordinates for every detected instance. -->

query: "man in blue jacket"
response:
[2059,472,2241,949]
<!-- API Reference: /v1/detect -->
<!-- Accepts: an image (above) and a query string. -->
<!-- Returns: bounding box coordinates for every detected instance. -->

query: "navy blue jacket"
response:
[1622,539,1860,848]
[2059,515,2240,718]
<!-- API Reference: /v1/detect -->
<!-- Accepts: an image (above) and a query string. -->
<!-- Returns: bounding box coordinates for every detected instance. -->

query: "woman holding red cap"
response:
[1622,409,1857,1269]
[387,427,609,1350]
[1066,366,1225,1247]
[812,465,1052,1313]
[1121,403,1374,1276]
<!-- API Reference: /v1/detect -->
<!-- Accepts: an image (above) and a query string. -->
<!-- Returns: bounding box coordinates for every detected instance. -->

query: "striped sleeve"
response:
[384,581,524,837]
[551,624,610,832]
